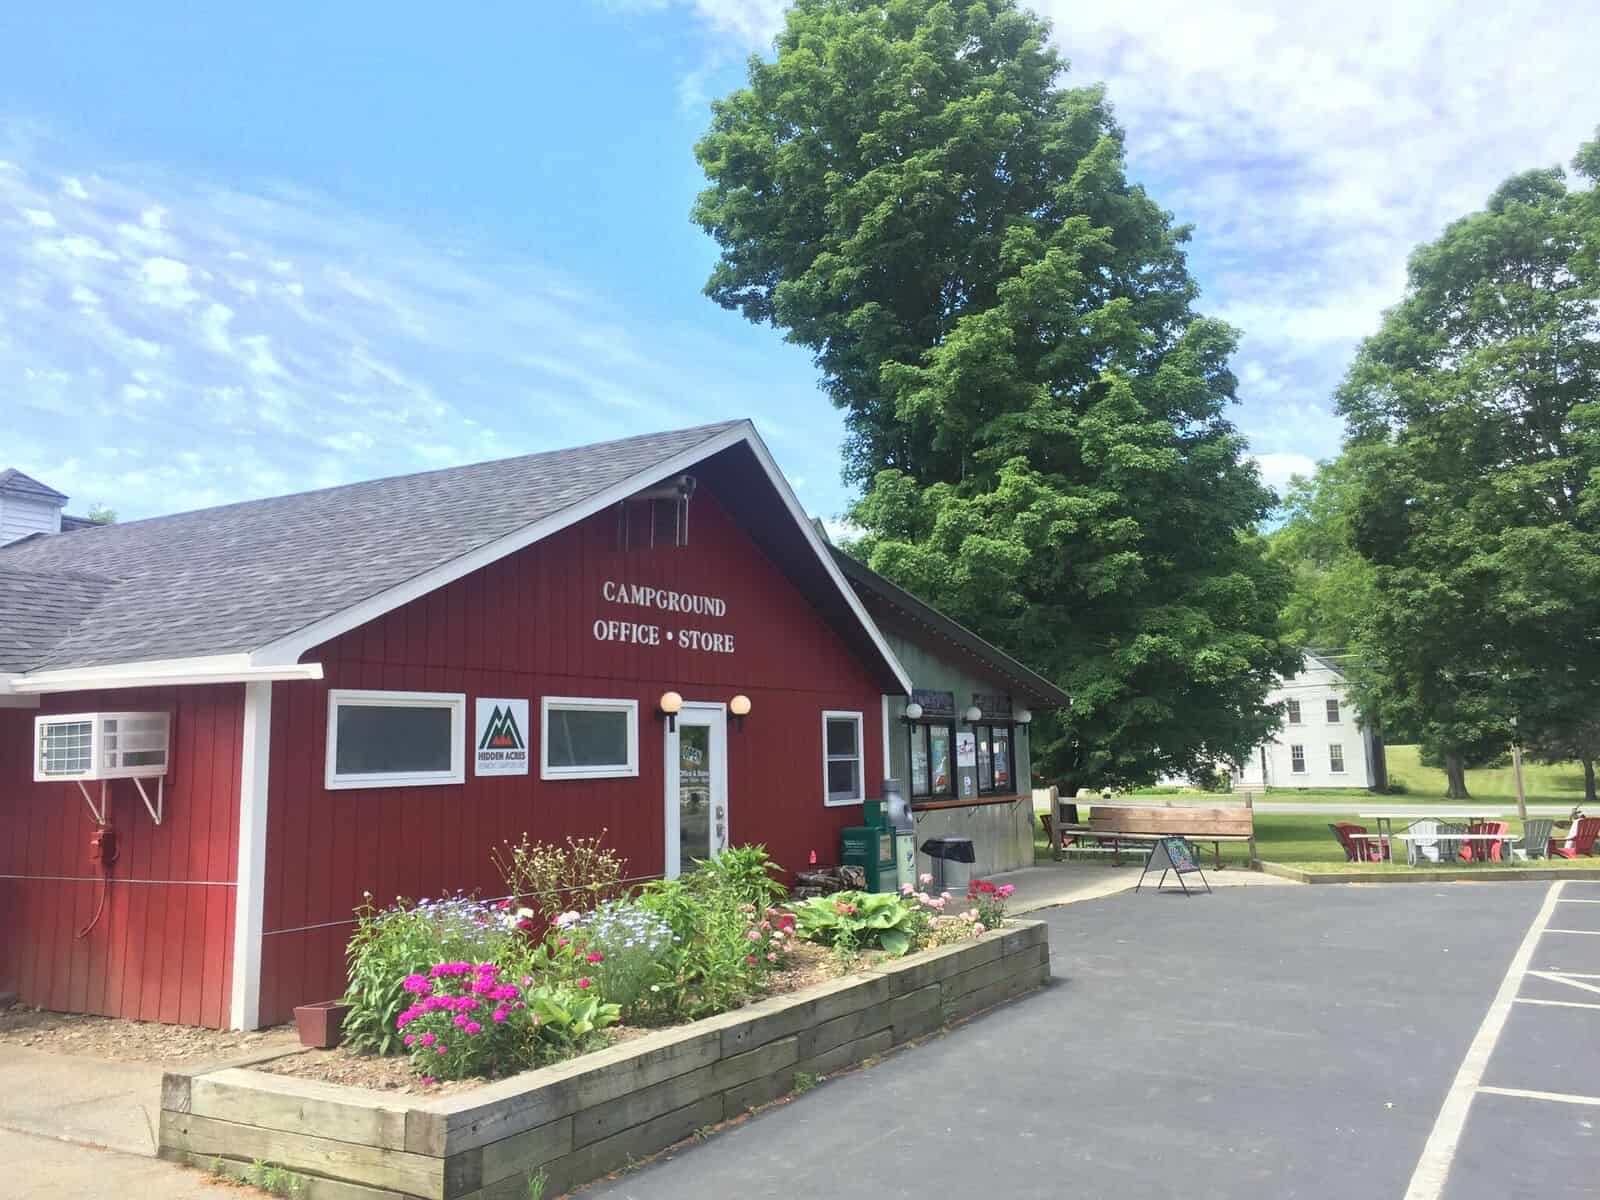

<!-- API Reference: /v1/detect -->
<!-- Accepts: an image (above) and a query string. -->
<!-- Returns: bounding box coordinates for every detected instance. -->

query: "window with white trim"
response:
[1289,744,1306,774]
[1285,699,1301,725]
[822,711,864,806]
[1326,698,1341,723]
[1329,743,1345,773]
[541,697,639,780]
[326,690,466,789]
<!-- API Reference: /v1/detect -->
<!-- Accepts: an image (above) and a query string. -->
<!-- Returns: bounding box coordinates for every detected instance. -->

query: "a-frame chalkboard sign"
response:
[1136,836,1211,896]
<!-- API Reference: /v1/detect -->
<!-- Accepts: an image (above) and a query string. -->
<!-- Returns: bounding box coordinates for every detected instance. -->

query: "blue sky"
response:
[2,1,1597,525]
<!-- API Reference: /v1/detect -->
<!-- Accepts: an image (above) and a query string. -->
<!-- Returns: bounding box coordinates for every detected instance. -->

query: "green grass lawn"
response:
[1030,808,1597,869]
[1129,744,1593,807]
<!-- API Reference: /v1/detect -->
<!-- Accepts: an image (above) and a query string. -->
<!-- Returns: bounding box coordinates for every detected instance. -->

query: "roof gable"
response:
[0,468,67,503]
[0,422,911,695]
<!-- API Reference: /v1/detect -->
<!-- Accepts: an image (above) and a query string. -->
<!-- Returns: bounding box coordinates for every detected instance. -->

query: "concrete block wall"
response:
[159,921,1050,1199]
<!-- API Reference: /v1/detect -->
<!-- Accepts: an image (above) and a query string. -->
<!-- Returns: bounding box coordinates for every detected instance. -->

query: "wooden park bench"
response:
[1068,800,1257,868]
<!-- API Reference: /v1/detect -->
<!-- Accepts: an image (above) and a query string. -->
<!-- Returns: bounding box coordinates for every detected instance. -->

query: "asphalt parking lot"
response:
[584,879,1598,1200]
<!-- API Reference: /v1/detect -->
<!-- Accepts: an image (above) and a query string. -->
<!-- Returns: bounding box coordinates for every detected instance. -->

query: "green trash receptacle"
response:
[841,825,897,893]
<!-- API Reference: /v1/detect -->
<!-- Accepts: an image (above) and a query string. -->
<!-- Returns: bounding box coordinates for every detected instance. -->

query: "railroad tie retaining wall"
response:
[159,920,1049,1199]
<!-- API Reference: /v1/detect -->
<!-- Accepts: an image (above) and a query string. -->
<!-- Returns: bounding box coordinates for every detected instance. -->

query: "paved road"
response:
[587,882,1591,1200]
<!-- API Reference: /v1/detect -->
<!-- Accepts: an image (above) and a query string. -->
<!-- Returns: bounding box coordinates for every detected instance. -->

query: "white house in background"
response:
[1238,651,1386,790]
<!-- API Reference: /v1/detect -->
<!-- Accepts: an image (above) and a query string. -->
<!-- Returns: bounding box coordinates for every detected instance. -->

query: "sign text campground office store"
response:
[593,581,735,654]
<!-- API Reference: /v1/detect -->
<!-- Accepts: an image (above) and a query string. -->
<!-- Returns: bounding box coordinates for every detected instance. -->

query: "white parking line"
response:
[1478,1085,1600,1107]
[1545,928,1600,935]
[1527,971,1600,997]
[1403,880,1565,1200]
[1514,997,1600,1011]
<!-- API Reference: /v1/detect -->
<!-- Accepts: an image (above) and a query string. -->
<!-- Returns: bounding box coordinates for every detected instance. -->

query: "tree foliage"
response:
[1265,456,1377,654]
[1336,132,1600,797]
[694,0,1294,785]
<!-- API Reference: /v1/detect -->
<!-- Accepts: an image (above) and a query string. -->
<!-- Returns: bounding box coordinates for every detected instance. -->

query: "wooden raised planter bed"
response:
[160,920,1049,1199]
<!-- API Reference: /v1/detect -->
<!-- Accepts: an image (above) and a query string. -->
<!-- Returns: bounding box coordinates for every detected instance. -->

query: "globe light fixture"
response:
[1015,708,1033,725]
[904,701,924,721]
[729,693,752,731]
[658,690,683,732]
[964,704,983,724]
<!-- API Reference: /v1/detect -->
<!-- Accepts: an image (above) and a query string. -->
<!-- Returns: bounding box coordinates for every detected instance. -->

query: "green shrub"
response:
[635,874,776,1019]
[790,891,920,956]
[568,899,676,1016]
[688,845,786,909]
[341,893,510,1055]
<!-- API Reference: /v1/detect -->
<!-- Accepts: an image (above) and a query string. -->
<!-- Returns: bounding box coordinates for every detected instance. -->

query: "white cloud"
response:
[140,256,190,286]
[1251,452,1318,495]
[628,0,1600,472]
[21,207,55,227]
[61,176,88,199]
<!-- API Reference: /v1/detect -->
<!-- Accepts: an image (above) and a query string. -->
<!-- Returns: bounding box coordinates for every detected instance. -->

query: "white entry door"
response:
[664,702,728,878]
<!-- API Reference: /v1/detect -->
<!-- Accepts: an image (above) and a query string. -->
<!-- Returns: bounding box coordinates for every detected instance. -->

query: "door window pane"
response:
[679,723,711,869]
[976,726,993,790]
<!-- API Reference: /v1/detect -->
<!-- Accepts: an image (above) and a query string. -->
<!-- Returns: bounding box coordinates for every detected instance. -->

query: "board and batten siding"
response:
[0,685,243,1026]
[256,483,887,1025]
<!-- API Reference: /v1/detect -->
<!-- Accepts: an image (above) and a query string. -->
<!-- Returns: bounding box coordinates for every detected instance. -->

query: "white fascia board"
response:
[249,423,755,667]
[740,426,915,696]
[12,654,324,693]
[231,679,273,1030]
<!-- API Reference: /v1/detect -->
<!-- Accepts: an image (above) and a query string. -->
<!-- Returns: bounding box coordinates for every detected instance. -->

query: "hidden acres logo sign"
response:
[474,698,530,776]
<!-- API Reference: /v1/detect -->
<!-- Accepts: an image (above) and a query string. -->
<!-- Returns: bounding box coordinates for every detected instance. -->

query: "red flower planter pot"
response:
[293,1001,351,1049]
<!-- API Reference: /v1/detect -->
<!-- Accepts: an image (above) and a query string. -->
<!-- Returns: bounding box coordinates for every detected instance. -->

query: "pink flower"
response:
[492,1007,509,1023]
[465,1021,482,1035]
[746,929,762,941]
[454,1014,469,1028]
[996,885,1016,898]
[586,952,604,964]
[403,1034,415,1046]
[766,951,778,962]
[746,955,758,965]
[521,976,533,987]
[420,1076,435,1086]
[900,883,913,895]
[557,938,569,948]
[436,1044,448,1055]
[420,1032,435,1047]
[919,873,933,886]
[973,923,987,935]
[576,978,592,989]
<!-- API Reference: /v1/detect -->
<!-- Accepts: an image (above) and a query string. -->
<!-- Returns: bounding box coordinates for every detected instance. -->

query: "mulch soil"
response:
[0,1003,297,1066]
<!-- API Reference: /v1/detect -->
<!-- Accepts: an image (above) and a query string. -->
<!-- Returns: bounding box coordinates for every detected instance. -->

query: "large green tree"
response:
[1266,455,1378,654]
[1337,133,1600,798]
[694,0,1295,786]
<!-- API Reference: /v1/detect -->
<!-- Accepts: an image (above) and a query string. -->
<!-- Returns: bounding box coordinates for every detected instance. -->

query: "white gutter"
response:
[10,654,323,694]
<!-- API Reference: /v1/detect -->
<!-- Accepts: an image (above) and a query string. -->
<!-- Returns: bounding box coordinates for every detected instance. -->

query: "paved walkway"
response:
[0,1128,234,1200]
[0,1045,166,1155]
[989,858,1289,916]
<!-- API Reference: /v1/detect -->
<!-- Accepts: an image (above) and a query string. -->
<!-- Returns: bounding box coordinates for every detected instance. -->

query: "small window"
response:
[1329,743,1345,773]
[1290,744,1306,774]
[1285,699,1301,725]
[541,697,639,780]
[908,721,955,799]
[974,723,1015,793]
[326,690,465,789]
[823,711,864,806]
[1326,698,1341,723]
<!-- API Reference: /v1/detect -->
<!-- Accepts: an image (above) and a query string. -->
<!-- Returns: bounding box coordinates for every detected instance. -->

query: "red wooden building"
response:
[0,422,915,1028]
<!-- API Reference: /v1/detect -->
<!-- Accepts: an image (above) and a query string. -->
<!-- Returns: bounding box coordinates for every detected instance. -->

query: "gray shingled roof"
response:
[0,468,68,503]
[0,422,741,673]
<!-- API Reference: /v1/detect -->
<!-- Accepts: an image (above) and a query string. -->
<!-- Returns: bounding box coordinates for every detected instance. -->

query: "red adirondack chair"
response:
[1460,821,1508,863]
[1330,822,1384,863]
[1549,816,1600,859]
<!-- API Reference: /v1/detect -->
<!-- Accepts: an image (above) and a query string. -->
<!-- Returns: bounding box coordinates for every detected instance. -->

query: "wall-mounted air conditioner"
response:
[34,711,171,824]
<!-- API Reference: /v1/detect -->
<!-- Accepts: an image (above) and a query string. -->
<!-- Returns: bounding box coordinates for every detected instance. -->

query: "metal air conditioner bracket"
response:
[132,777,164,825]
[77,780,109,826]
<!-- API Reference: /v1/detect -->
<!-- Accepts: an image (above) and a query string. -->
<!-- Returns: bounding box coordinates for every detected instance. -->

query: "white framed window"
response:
[1285,699,1301,725]
[1329,743,1345,773]
[822,710,865,806]
[541,697,639,780]
[1325,698,1341,723]
[326,690,466,790]
[1289,744,1306,774]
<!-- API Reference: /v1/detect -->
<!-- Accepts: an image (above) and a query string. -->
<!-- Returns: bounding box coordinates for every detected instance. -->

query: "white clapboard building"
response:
[1237,651,1385,790]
